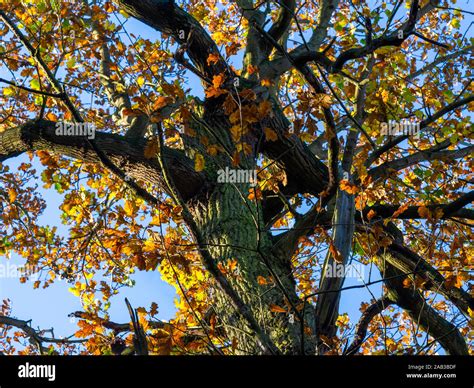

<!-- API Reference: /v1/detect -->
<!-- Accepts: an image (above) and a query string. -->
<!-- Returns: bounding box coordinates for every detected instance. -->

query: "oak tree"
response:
[0,0,472,355]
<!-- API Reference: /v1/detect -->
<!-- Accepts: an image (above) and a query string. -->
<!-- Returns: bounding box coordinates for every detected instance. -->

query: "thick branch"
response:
[0,119,206,201]
[113,0,229,80]
[362,191,474,221]
[380,261,469,355]
[0,315,85,354]
[384,242,474,317]
[267,0,296,45]
[369,145,473,181]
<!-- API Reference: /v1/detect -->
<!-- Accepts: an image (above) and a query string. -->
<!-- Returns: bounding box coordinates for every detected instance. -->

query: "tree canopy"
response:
[0,0,472,355]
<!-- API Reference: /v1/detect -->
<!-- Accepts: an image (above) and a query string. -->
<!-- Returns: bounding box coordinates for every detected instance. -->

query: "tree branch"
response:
[366,95,474,167]
[344,297,394,355]
[369,145,473,181]
[0,315,85,354]
[0,119,206,201]
[379,260,469,355]
[113,0,230,80]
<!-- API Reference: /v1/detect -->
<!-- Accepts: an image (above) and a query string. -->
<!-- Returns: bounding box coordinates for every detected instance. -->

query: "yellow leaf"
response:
[7,188,17,203]
[119,9,129,18]
[3,87,15,97]
[230,125,242,142]
[68,287,81,297]
[124,200,137,217]
[194,153,205,172]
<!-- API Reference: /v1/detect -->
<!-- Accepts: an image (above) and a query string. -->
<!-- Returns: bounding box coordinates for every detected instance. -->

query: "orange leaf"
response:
[417,206,430,219]
[212,74,225,89]
[7,188,17,203]
[339,179,358,195]
[45,112,58,121]
[269,304,287,313]
[207,53,220,66]
[153,96,172,111]
[392,203,410,218]
[366,209,377,221]
[122,108,144,117]
[264,127,278,142]
[329,241,343,263]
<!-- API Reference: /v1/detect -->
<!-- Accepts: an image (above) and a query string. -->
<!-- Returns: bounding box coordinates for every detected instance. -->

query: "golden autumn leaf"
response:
[230,125,242,142]
[207,53,220,66]
[314,93,333,108]
[339,179,358,195]
[194,153,205,172]
[329,241,343,263]
[264,127,278,142]
[124,200,137,217]
[7,188,17,203]
[417,206,430,219]
[366,209,377,221]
